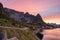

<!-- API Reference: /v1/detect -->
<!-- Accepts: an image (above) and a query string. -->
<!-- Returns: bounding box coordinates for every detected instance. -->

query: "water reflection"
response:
[42,28,60,40]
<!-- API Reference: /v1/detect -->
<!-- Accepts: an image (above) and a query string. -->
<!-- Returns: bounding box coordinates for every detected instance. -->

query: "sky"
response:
[0,0,60,24]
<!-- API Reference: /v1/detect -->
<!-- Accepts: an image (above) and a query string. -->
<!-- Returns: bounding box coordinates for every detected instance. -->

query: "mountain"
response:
[0,2,54,40]
[0,3,39,40]
[4,8,43,23]
[1,2,54,28]
[5,8,47,25]
[48,23,60,28]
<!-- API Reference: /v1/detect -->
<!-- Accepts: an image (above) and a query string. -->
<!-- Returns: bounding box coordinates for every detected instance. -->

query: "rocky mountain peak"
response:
[36,14,42,18]
[0,3,3,7]
[0,2,4,14]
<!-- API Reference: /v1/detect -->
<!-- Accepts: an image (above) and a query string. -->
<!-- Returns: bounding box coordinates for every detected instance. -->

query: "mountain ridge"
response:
[0,2,42,40]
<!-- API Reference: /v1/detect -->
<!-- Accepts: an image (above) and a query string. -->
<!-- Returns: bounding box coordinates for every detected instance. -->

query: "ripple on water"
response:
[42,28,60,40]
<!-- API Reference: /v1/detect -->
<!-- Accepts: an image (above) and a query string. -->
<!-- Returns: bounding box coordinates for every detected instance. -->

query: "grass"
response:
[4,29,38,40]
[0,13,39,40]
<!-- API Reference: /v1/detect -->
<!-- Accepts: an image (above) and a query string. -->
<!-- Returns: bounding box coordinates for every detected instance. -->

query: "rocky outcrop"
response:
[0,3,4,14]
[0,31,4,40]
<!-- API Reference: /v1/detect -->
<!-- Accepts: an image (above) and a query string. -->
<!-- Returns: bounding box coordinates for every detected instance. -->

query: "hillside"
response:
[4,8,53,29]
[5,28,38,40]
[0,3,39,40]
[0,2,54,40]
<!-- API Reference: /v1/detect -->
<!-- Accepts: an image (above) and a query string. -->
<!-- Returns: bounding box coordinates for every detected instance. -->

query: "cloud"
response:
[40,5,60,16]
[0,0,60,24]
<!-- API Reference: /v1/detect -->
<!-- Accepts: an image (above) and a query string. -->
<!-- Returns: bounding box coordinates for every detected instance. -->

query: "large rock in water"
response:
[0,3,4,14]
[0,31,4,40]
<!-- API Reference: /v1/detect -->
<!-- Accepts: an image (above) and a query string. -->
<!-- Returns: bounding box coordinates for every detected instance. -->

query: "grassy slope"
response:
[0,14,38,40]
[5,29,37,40]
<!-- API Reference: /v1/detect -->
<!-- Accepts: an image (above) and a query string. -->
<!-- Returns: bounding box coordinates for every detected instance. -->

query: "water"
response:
[42,28,60,40]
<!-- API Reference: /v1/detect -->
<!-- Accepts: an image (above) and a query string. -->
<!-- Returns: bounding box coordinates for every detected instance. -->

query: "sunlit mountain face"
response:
[0,0,60,24]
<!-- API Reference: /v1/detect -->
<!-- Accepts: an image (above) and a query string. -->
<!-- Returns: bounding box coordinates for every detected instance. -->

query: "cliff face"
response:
[0,3,4,14]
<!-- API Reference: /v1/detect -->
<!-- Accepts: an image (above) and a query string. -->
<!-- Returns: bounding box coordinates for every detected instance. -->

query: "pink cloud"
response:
[0,0,60,24]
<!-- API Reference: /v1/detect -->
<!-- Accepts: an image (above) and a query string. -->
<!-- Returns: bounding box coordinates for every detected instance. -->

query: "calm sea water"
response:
[42,28,60,40]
